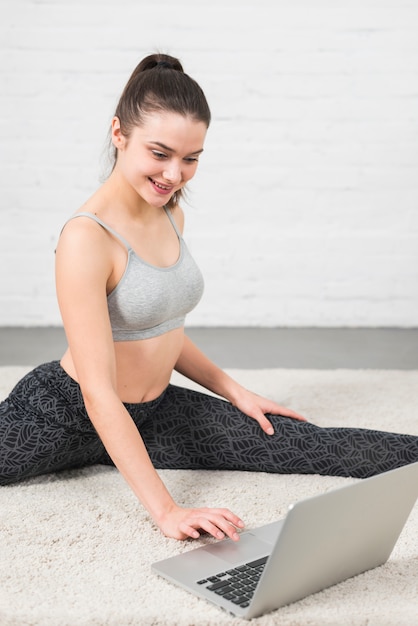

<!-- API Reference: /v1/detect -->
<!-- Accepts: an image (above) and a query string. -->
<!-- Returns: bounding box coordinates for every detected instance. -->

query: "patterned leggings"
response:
[1,361,417,485]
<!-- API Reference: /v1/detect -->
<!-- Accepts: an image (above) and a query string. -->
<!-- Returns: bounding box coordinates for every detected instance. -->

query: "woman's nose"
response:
[163,161,182,185]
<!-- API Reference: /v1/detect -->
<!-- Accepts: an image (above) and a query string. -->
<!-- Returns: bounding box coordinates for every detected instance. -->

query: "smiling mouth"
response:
[149,177,172,192]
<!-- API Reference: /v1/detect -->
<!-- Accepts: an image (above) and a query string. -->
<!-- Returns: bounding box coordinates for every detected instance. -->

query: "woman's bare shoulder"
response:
[56,210,114,282]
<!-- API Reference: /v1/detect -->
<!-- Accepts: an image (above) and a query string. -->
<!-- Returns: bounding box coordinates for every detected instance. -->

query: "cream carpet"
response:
[0,366,417,626]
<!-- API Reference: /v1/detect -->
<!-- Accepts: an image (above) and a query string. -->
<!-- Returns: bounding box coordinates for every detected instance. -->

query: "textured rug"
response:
[0,366,417,626]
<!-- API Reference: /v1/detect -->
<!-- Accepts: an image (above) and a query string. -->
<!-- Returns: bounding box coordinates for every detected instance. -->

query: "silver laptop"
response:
[152,461,418,620]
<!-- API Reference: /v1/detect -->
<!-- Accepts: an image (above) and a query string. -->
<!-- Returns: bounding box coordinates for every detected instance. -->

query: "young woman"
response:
[1,54,417,542]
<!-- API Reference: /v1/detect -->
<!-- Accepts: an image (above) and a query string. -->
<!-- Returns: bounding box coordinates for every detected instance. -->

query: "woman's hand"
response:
[175,336,306,437]
[230,387,307,436]
[157,504,245,541]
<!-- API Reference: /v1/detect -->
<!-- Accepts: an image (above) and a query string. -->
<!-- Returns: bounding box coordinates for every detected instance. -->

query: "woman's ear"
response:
[111,116,126,150]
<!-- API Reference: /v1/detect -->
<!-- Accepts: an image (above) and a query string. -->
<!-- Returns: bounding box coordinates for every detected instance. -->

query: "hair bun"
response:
[156,60,174,69]
[137,53,184,73]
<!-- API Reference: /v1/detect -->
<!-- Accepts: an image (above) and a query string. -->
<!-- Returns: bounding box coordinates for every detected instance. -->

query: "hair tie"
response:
[156,60,173,69]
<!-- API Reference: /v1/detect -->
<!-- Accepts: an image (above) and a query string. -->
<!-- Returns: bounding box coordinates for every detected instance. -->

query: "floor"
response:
[1,327,417,369]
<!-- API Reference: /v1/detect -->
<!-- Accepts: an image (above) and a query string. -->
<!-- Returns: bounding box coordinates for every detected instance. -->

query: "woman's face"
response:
[112,111,207,208]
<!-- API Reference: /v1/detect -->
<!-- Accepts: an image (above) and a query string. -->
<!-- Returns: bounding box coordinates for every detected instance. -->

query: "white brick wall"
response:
[1,0,417,327]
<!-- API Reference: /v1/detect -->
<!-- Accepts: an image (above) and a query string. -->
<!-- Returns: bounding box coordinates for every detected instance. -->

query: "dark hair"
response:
[110,53,211,208]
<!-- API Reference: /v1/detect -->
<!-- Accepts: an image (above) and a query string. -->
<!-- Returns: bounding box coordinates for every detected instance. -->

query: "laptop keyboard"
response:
[196,556,268,609]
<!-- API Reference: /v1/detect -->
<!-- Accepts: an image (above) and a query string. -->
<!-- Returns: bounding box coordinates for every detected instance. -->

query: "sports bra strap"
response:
[65,208,181,250]
[68,212,132,251]
[164,206,182,239]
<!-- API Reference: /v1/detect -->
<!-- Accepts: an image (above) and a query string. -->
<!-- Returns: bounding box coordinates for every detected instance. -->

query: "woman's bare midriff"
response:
[60,327,185,403]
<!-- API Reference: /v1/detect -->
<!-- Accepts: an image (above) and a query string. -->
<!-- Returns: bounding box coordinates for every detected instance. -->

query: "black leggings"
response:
[1,361,417,485]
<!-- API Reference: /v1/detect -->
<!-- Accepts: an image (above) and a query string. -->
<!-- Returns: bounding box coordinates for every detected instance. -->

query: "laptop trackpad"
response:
[201,532,272,565]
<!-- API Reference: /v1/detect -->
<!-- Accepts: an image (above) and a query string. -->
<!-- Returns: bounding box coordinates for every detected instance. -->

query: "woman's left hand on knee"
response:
[231,389,307,436]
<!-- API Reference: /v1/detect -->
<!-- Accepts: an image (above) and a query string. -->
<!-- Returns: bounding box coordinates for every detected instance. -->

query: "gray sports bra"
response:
[67,208,204,341]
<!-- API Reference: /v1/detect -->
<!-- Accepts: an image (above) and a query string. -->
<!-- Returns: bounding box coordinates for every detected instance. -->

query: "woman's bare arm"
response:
[55,219,243,540]
[175,335,307,434]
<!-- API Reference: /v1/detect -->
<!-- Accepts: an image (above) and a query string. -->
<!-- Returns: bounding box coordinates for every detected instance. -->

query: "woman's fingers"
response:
[276,406,307,421]
[254,413,275,435]
[158,505,244,541]
[178,507,244,541]
[232,389,307,436]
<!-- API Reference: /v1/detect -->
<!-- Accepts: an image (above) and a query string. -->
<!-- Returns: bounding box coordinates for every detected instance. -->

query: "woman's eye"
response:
[184,157,199,163]
[152,151,167,159]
